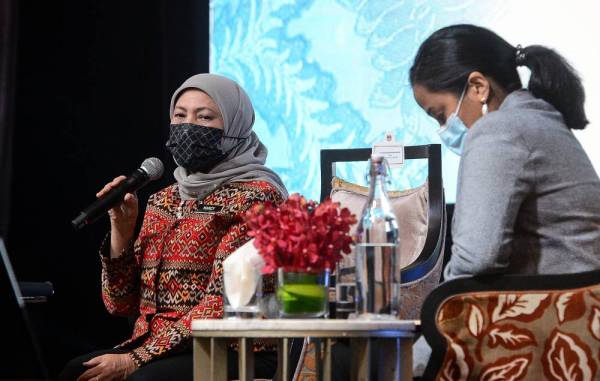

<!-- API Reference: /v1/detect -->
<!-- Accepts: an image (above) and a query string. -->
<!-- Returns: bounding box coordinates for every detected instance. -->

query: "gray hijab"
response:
[169,73,288,200]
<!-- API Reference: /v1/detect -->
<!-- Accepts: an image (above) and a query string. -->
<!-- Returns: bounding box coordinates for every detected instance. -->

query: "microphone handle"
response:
[71,169,148,230]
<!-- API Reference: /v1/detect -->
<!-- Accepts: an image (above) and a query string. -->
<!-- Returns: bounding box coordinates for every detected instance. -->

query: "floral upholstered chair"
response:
[420,269,600,380]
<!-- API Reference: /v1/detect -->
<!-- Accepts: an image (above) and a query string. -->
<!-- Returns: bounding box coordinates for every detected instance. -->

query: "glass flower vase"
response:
[277,268,330,318]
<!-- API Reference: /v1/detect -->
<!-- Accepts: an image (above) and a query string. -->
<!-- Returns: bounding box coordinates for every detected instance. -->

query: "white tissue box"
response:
[222,239,264,318]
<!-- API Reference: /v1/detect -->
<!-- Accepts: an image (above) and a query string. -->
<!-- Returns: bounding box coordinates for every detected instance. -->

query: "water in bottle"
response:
[354,155,400,319]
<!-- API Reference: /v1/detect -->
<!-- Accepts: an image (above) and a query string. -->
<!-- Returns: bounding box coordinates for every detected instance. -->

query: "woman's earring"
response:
[481,99,488,115]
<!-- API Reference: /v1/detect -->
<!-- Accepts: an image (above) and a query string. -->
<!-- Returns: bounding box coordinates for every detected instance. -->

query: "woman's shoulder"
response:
[147,183,179,204]
[467,112,525,151]
[470,90,564,139]
[221,180,285,203]
[199,181,284,215]
[467,92,561,152]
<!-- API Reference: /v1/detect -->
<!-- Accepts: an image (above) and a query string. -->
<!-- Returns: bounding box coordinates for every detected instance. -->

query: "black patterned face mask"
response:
[166,123,226,173]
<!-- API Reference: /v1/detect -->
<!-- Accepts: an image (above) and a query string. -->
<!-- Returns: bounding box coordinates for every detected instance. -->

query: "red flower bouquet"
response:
[245,193,357,274]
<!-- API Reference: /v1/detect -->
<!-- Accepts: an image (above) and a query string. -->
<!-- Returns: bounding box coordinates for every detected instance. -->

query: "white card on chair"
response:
[373,132,404,168]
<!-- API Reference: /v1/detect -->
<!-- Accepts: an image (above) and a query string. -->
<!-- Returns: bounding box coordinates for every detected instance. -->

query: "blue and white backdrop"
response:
[210,0,600,203]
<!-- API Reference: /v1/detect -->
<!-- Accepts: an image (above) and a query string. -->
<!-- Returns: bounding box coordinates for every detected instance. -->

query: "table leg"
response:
[378,338,400,381]
[399,337,412,380]
[276,338,290,381]
[238,337,255,381]
[211,338,228,381]
[350,338,370,381]
[194,338,211,381]
[315,338,322,380]
[322,338,332,381]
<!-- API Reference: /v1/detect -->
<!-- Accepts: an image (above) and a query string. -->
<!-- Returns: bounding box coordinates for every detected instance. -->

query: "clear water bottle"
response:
[354,155,400,319]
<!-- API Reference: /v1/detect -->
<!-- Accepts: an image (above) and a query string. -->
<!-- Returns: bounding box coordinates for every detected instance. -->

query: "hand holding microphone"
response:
[72,158,164,256]
[71,157,164,256]
[97,175,139,257]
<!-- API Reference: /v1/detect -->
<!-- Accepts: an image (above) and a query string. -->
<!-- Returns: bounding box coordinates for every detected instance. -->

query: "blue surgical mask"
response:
[438,85,468,155]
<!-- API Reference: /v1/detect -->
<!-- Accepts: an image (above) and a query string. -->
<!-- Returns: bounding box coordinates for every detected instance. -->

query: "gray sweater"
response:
[444,89,600,280]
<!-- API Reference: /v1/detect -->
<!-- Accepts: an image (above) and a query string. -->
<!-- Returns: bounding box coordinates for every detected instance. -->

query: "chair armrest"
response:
[18,281,54,303]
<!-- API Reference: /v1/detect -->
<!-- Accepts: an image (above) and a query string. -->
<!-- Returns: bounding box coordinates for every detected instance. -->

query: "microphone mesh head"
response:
[140,157,164,180]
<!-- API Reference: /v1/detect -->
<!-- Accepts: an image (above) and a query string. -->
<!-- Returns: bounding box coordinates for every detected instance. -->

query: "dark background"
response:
[1,0,209,377]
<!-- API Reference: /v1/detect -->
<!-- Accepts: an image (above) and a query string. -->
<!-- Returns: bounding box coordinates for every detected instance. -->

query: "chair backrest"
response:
[421,269,600,380]
[286,145,446,380]
[319,144,444,283]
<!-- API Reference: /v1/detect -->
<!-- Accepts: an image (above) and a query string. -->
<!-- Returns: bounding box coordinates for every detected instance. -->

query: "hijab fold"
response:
[169,74,288,200]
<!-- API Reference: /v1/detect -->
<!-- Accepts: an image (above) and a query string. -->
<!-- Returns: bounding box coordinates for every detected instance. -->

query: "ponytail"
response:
[518,45,588,129]
[410,25,589,130]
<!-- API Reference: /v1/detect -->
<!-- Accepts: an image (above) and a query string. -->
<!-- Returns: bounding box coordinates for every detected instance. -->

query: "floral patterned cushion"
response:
[433,284,600,380]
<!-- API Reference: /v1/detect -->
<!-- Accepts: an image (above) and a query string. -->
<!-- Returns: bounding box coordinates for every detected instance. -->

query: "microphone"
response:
[71,157,164,230]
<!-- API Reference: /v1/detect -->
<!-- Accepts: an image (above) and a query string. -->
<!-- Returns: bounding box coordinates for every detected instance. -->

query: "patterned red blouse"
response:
[99,180,283,367]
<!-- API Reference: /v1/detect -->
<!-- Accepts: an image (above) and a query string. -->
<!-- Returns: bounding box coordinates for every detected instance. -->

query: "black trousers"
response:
[59,348,277,381]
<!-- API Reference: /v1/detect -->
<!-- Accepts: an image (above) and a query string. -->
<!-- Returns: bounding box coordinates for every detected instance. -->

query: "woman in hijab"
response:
[61,74,288,380]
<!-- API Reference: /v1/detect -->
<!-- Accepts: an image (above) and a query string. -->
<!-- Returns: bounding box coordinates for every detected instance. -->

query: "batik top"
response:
[99,180,282,367]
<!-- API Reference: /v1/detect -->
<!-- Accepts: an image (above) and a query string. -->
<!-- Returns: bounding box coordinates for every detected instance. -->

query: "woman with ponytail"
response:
[409,24,600,280]
[409,24,600,377]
